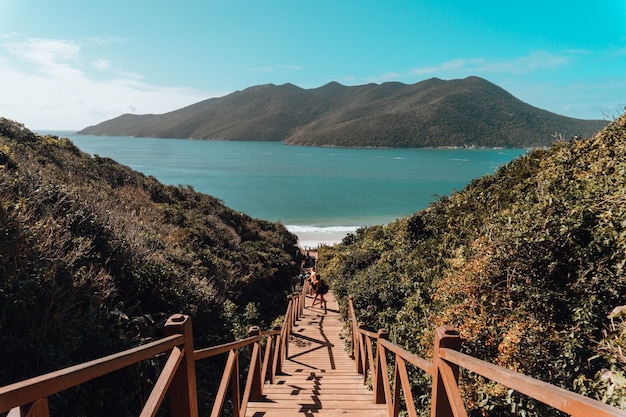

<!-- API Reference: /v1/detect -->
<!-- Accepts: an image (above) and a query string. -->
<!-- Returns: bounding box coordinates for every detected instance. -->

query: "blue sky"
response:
[1,0,625,130]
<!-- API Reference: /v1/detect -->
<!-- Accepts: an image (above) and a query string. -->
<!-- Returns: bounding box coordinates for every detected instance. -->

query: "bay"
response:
[46,132,526,246]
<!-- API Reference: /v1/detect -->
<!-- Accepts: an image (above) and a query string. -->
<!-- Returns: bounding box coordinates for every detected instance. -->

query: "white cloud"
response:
[6,38,80,67]
[411,51,569,77]
[92,58,111,71]
[0,35,214,129]
[240,64,304,73]
[380,72,401,80]
[502,78,626,120]
[241,65,276,73]
[83,35,125,46]
[612,47,626,57]
[411,58,469,76]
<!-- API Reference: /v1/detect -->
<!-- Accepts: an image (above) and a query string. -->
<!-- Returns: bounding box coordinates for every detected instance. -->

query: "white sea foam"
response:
[286,225,359,233]
[286,224,360,247]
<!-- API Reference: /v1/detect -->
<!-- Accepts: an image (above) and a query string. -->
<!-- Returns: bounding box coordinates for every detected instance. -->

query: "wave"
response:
[286,225,359,234]
[286,224,360,247]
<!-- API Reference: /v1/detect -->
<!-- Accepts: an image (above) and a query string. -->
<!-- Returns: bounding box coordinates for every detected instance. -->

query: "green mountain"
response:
[78,76,608,148]
[319,113,626,415]
[0,118,300,416]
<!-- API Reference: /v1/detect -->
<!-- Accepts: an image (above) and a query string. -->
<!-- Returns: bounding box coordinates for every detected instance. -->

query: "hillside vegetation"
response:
[0,118,300,416]
[319,113,626,416]
[78,77,607,148]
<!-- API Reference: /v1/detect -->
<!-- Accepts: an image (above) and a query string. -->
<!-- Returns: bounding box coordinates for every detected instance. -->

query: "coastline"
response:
[285,215,405,248]
[286,225,359,248]
[58,134,527,250]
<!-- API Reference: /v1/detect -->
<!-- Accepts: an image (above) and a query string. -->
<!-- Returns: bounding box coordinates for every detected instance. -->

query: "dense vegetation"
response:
[0,118,300,416]
[319,113,626,416]
[3,110,624,416]
[78,77,607,149]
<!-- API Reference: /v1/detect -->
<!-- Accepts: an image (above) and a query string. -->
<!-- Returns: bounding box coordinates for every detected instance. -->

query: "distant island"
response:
[78,76,608,148]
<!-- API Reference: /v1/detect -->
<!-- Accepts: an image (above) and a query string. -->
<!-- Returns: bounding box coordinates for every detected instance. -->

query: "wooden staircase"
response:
[3,287,623,417]
[244,291,387,416]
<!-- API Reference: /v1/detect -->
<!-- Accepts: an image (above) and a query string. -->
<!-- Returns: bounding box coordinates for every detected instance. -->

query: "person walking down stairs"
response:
[310,269,329,313]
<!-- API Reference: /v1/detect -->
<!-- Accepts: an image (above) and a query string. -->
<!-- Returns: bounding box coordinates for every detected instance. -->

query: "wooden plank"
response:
[245,410,387,417]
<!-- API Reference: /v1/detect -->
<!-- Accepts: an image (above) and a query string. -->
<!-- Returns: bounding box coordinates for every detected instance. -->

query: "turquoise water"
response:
[47,132,526,244]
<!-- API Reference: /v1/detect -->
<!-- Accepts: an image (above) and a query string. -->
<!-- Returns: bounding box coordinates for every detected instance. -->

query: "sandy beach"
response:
[289,227,352,248]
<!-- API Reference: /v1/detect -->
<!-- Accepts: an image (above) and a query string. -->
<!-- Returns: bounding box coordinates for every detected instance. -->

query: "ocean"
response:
[45,132,527,247]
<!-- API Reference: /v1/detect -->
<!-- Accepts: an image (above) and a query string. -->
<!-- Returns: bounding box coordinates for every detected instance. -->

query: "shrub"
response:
[0,118,299,416]
[320,114,626,416]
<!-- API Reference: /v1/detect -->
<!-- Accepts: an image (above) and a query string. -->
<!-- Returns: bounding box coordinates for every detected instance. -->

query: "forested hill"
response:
[0,118,300,416]
[78,76,607,148]
[319,113,626,415]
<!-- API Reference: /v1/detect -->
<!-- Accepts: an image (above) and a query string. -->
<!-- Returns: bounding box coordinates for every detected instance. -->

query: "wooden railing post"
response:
[248,326,263,401]
[292,293,299,324]
[348,296,355,359]
[300,281,307,315]
[267,324,282,382]
[356,322,365,375]
[431,326,462,417]
[164,314,199,417]
[293,292,299,323]
[374,329,390,405]
[275,296,293,375]
[272,325,283,377]
[284,295,293,359]
[230,350,241,417]
[18,398,50,417]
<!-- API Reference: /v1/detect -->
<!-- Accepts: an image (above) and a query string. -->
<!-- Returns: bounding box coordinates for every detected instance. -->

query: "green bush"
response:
[0,118,299,416]
[320,113,626,416]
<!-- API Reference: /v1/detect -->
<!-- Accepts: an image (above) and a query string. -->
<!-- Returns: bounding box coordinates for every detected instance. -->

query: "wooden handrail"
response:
[440,348,625,417]
[0,282,310,417]
[192,327,268,416]
[378,338,434,375]
[193,285,307,417]
[194,335,257,360]
[0,333,184,413]
[346,296,626,417]
[6,286,621,417]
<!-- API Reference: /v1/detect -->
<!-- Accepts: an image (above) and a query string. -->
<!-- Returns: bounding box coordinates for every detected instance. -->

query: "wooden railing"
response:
[347,296,626,417]
[0,283,310,417]
[195,278,310,417]
[0,314,196,417]
[6,283,619,417]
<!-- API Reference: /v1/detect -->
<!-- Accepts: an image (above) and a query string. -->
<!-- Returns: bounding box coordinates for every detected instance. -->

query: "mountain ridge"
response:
[78,76,608,148]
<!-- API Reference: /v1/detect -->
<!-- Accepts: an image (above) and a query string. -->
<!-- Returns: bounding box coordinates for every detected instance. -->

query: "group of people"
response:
[297,267,329,310]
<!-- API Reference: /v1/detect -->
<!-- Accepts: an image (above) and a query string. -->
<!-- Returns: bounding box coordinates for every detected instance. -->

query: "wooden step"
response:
[243,291,388,417]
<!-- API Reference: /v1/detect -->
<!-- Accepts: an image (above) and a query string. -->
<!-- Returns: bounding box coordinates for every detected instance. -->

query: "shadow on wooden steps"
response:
[244,291,388,417]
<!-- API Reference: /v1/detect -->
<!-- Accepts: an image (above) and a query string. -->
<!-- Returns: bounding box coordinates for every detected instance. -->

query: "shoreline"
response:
[290,228,351,248]
[287,225,358,248]
[285,217,399,248]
